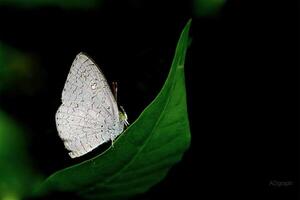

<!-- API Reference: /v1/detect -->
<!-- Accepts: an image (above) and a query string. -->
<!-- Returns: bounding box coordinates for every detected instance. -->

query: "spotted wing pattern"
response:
[55,53,124,158]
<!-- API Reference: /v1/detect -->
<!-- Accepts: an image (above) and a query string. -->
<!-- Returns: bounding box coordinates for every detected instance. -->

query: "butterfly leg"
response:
[111,136,115,148]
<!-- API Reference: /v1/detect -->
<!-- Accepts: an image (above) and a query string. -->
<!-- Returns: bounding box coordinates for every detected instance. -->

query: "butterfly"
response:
[55,53,128,158]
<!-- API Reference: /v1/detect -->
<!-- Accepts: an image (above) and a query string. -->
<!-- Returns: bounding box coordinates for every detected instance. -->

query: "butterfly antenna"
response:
[112,81,118,101]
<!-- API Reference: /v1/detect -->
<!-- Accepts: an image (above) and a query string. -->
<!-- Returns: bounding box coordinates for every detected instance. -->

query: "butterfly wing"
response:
[56,53,124,158]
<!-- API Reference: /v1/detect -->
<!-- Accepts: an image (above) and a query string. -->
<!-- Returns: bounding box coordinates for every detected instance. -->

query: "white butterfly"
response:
[55,53,128,158]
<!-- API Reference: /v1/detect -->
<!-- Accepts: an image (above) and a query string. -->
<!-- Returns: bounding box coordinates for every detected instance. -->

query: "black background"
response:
[0,0,298,199]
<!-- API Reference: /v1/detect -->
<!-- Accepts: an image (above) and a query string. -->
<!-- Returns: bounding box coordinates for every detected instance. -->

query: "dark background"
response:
[0,0,298,199]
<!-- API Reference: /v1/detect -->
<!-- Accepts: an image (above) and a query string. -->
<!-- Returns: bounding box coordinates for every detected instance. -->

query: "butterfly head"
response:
[119,106,129,126]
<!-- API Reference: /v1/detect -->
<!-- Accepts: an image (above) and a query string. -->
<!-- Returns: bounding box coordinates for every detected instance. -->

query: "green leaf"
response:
[193,0,225,16]
[0,110,42,199]
[36,19,192,200]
